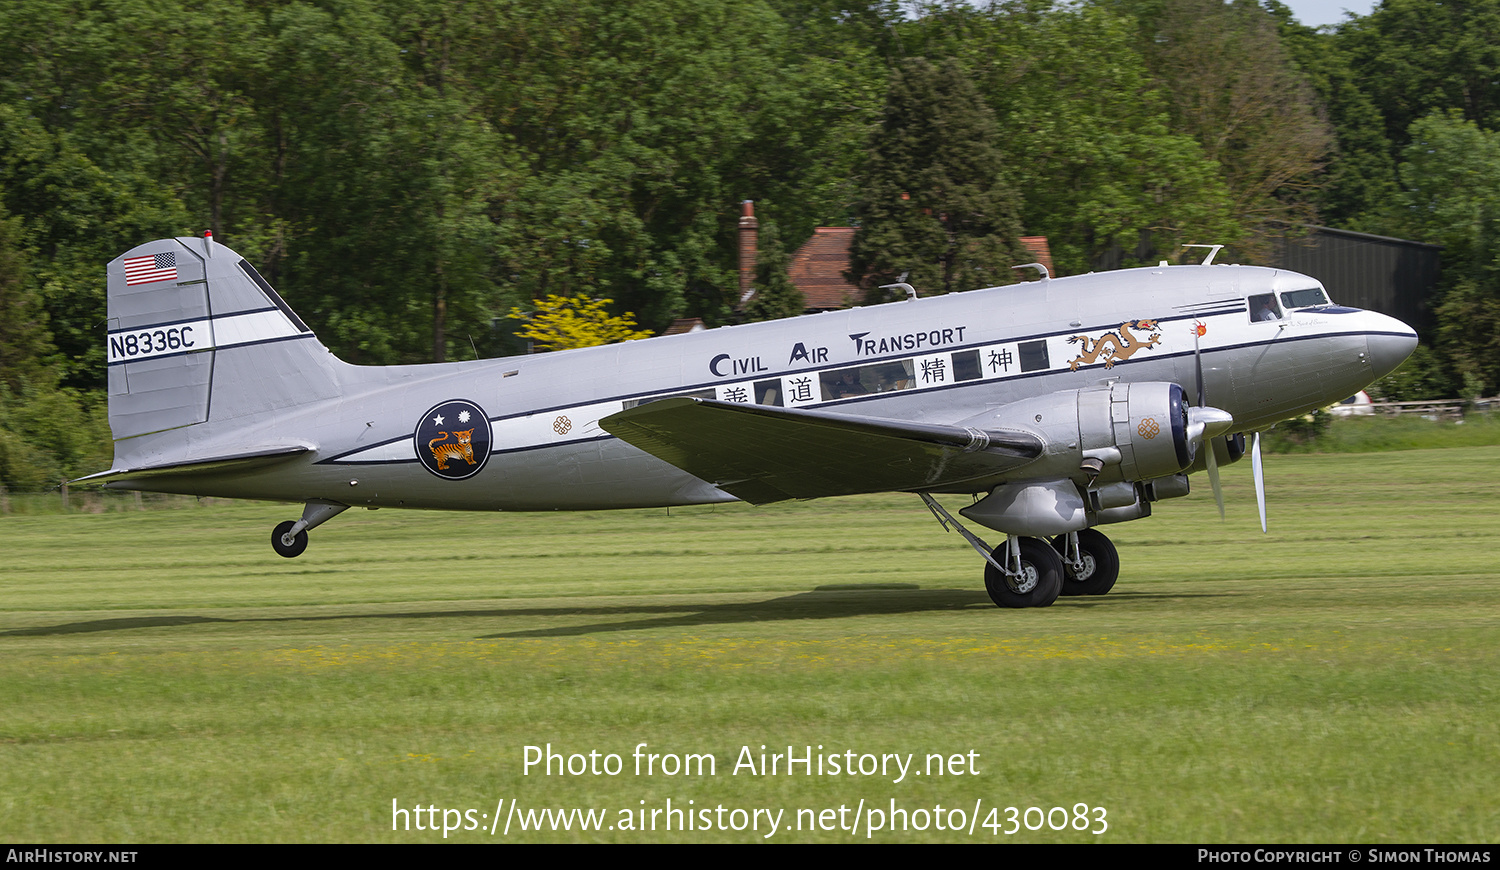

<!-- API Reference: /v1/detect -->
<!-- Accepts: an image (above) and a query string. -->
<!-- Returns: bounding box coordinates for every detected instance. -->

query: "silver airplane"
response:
[81,234,1418,608]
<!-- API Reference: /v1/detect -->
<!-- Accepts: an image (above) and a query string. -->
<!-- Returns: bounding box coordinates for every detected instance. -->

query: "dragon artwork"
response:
[1067,320,1162,371]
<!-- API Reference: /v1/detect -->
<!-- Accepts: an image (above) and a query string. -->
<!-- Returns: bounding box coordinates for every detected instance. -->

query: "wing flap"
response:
[600,398,1042,503]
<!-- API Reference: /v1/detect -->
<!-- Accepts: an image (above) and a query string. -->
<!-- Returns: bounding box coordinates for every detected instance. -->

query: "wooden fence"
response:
[1370,398,1497,421]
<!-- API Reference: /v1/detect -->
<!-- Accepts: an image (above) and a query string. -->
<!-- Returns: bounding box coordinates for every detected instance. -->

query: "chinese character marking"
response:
[788,377,814,403]
[921,357,947,384]
[722,386,749,403]
[987,348,1015,373]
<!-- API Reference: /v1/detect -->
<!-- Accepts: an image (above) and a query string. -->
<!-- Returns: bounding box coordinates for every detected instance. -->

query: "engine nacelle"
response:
[966,381,1192,485]
[955,382,1196,535]
[1080,381,1191,481]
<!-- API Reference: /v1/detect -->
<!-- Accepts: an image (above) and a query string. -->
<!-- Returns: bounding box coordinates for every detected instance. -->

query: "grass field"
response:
[2,446,1497,842]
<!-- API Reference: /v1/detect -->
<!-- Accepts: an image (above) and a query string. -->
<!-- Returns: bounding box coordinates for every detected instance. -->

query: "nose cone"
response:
[1367,320,1418,380]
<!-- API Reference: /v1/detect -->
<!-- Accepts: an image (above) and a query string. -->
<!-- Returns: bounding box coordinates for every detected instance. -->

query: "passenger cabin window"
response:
[813,361,919,401]
[821,366,870,400]
[1280,287,1329,309]
[951,349,984,382]
[1249,293,1282,323]
[1018,339,1050,372]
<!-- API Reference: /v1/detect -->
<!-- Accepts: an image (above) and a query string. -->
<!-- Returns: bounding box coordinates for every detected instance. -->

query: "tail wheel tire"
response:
[1052,529,1119,596]
[984,537,1063,608]
[272,521,308,558]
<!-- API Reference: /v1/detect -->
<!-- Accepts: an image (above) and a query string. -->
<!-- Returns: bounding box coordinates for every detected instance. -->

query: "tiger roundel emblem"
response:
[415,399,493,480]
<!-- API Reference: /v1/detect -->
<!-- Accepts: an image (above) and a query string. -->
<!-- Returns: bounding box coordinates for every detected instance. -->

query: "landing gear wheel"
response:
[272,520,308,558]
[1052,529,1119,596]
[984,537,1063,608]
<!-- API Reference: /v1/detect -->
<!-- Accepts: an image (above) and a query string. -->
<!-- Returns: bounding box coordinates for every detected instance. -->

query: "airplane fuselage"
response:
[93,235,1420,601]
[104,262,1415,512]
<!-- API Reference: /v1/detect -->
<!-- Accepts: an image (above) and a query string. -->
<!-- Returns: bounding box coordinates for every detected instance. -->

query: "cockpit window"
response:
[1249,293,1282,323]
[1280,287,1329,309]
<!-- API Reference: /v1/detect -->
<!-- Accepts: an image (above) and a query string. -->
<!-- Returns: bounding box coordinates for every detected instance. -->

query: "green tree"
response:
[740,218,806,322]
[747,0,894,240]
[1265,1,1398,231]
[1111,0,1333,255]
[848,57,1027,298]
[0,185,112,487]
[461,0,826,328]
[0,190,51,393]
[266,0,516,364]
[907,2,1239,273]
[1396,112,1500,394]
[0,105,190,389]
[1341,0,1500,151]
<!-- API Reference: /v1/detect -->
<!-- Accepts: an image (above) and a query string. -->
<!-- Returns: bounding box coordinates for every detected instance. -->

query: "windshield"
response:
[1280,287,1330,309]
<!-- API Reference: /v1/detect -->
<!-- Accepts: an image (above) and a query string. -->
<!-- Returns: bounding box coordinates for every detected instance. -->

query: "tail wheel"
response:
[984,537,1063,608]
[1052,529,1119,595]
[271,520,308,558]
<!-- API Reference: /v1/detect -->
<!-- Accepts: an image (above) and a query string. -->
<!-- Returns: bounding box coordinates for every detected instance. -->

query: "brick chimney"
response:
[738,200,758,305]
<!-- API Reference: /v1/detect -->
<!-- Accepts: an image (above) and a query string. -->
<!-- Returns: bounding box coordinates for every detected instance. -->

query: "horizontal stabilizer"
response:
[72,446,311,485]
[600,398,1042,503]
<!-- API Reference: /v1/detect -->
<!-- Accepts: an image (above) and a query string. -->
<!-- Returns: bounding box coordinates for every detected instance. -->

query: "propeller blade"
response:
[1190,320,1226,519]
[1251,431,1267,533]
[1193,321,1206,406]
[1206,437,1225,520]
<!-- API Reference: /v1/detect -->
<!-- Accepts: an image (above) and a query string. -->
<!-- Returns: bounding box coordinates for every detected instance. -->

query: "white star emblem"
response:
[433,414,444,426]
[458,410,471,423]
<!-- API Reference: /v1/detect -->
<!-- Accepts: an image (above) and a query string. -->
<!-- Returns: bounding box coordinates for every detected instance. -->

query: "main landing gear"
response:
[920,494,1119,608]
[1052,528,1119,596]
[271,501,348,558]
[983,536,1063,608]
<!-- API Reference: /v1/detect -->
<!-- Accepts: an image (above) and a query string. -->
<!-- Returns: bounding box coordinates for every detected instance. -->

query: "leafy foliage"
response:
[508,295,653,352]
[1391,113,1500,394]
[848,57,1026,297]
[1,0,1498,482]
[0,188,111,487]
[1340,0,1500,149]
[1102,0,1332,258]
[1367,344,1455,402]
[740,219,806,322]
[907,2,1240,273]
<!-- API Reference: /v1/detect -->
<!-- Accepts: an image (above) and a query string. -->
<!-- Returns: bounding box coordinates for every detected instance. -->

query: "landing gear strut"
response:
[920,494,1064,608]
[271,501,348,558]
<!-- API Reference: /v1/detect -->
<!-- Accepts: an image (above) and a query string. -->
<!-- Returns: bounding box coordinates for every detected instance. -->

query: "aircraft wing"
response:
[600,397,1043,504]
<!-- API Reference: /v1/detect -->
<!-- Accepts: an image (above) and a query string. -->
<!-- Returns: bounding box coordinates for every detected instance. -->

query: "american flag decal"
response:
[123,251,178,286]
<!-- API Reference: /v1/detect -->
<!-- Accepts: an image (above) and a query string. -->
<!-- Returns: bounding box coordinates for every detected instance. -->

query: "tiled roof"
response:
[1019,236,1054,278]
[787,228,861,310]
[786,230,1056,311]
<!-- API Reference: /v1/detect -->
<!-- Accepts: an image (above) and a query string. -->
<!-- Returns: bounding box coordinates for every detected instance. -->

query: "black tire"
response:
[1051,529,1119,596]
[271,520,308,558]
[984,537,1063,608]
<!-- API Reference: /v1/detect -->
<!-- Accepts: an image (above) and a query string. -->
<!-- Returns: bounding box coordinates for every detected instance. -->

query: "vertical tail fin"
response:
[106,236,341,462]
